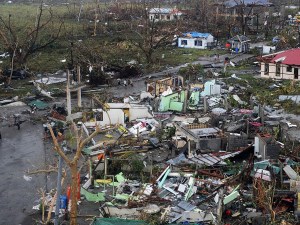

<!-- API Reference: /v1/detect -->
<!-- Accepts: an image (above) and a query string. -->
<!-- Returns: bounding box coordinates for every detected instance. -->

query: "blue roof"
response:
[183,32,212,38]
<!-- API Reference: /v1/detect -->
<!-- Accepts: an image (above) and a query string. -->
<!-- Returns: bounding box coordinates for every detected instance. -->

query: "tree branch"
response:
[48,124,72,165]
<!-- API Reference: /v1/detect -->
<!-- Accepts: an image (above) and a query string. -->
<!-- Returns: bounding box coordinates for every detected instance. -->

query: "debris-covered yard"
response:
[2,52,300,225]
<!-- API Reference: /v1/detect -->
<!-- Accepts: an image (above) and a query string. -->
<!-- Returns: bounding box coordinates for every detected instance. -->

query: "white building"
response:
[85,103,153,127]
[178,32,214,49]
[148,8,183,22]
[260,48,300,80]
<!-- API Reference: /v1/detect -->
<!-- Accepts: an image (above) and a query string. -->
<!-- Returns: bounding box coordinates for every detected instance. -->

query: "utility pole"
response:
[66,70,72,116]
[77,65,82,108]
[54,156,63,225]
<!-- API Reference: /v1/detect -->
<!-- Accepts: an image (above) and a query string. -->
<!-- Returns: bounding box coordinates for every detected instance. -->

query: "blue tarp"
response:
[183,32,211,38]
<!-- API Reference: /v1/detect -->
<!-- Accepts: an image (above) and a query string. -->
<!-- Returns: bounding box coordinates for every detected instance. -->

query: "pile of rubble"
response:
[2,69,300,225]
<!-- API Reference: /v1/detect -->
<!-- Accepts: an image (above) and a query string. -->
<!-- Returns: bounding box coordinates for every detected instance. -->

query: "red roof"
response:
[270,48,300,65]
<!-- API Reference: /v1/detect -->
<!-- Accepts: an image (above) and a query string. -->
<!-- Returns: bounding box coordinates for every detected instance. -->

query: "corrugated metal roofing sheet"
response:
[270,48,300,66]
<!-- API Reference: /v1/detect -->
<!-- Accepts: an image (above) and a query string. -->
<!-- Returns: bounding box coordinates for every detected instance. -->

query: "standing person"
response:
[0,131,2,139]
[14,114,21,130]
[117,78,121,86]
[129,79,133,87]
[123,79,127,87]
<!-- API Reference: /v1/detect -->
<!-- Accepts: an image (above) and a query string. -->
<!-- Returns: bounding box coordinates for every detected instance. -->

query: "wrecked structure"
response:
[3,53,300,225]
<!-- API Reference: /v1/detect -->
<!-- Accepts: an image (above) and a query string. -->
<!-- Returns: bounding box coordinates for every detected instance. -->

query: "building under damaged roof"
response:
[260,48,300,80]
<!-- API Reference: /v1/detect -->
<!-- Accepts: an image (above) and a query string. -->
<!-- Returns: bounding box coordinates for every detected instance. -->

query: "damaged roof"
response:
[182,32,212,38]
[149,8,183,15]
[225,0,273,7]
[269,48,300,66]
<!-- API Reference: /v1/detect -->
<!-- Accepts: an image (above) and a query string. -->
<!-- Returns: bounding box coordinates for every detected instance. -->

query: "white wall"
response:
[206,35,214,43]
[149,13,180,22]
[178,38,208,49]
[178,35,214,49]
[103,109,124,126]
[261,62,300,80]
[129,106,152,121]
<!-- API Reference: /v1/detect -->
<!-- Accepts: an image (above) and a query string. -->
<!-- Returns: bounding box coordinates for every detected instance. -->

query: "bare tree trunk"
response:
[47,124,114,225]
[8,45,17,86]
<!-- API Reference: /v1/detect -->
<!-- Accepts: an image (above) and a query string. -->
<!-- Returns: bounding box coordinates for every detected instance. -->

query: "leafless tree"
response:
[129,6,176,64]
[233,0,262,35]
[0,3,63,84]
[48,123,115,225]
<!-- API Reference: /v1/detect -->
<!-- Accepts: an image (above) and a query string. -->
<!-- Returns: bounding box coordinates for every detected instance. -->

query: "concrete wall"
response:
[266,143,280,160]
[102,109,125,126]
[261,62,300,80]
[198,138,222,151]
[256,134,280,160]
[129,107,152,120]
[227,134,248,151]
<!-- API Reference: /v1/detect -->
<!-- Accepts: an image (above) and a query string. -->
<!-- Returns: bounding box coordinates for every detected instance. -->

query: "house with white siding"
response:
[260,48,300,80]
[148,8,183,22]
[178,32,214,49]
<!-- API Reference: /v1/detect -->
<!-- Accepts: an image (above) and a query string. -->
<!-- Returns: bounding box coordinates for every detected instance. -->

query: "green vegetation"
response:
[0,4,224,74]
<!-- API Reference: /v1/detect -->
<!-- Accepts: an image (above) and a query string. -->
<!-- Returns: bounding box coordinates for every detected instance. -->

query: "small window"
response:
[167,15,170,20]
[287,66,292,72]
[181,40,187,45]
[195,40,202,46]
[155,14,159,19]
[276,64,280,76]
[96,112,103,121]
[264,63,269,75]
